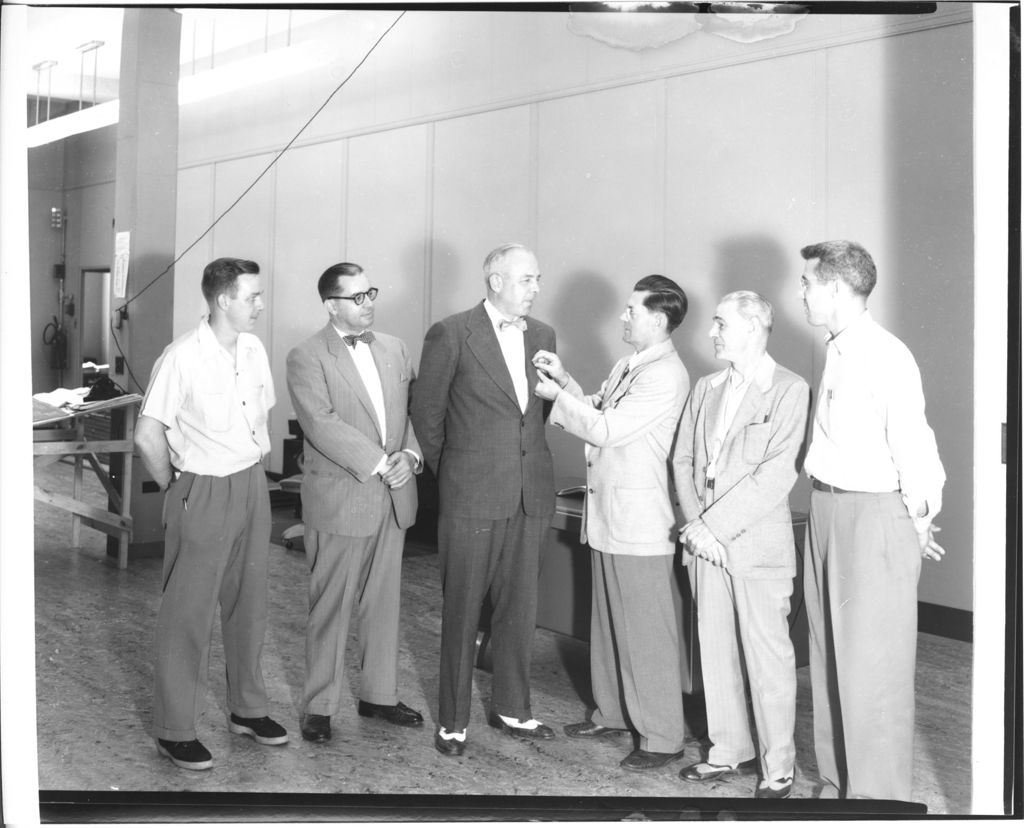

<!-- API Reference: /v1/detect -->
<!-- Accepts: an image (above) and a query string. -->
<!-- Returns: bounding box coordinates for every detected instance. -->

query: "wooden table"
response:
[33,394,142,569]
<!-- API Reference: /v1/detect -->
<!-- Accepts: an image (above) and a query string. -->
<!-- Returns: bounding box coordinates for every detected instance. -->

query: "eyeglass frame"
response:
[327,287,379,306]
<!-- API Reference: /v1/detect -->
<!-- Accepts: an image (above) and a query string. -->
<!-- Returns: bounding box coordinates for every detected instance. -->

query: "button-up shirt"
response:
[706,357,759,482]
[141,319,275,476]
[804,310,945,530]
[334,325,391,475]
[484,298,529,412]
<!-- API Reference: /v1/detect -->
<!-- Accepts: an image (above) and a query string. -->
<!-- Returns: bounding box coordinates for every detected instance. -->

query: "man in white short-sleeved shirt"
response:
[135,257,288,771]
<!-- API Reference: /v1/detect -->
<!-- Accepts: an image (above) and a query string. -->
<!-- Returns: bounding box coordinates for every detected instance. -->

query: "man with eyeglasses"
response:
[286,262,424,745]
[411,243,557,756]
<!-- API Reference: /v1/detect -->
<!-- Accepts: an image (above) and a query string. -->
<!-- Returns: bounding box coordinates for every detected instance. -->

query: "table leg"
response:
[71,418,84,547]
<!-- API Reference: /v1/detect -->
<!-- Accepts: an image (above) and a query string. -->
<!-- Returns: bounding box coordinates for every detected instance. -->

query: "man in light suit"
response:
[673,290,809,799]
[410,243,556,756]
[286,262,424,744]
[533,275,691,772]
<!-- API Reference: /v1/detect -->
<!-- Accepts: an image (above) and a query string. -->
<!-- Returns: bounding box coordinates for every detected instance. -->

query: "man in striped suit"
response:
[673,291,809,799]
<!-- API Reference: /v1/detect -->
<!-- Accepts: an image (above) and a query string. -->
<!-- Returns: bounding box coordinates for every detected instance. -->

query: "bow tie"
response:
[342,331,375,347]
[499,317,527,332]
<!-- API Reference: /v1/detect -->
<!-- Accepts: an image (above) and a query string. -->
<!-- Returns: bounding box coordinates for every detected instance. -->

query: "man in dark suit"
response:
[410,243,557,756]
[286,262,424,744]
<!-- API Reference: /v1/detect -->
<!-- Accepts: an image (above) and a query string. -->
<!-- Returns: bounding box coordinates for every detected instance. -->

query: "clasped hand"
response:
[679,518,729,568]
[381,451,414,489]
[532,349,566,400]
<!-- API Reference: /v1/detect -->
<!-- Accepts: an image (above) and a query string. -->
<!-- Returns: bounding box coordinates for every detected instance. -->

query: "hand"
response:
[918,523,945,561]
[534,370,562,401]
[381,451,415,489]
[679,519,728,567]
[532,350,568,386]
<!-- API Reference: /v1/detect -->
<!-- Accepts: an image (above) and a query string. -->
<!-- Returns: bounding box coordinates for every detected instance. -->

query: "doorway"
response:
[78,267,111,388]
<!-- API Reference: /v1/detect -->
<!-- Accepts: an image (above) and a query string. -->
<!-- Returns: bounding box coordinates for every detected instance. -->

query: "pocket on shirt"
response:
[742,422,771,464]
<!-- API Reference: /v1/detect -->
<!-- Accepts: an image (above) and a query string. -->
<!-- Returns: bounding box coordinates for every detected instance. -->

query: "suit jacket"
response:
[549,338,689,557]
[286,324,420,537]
[410,301,556,520]
[673,353,809,579]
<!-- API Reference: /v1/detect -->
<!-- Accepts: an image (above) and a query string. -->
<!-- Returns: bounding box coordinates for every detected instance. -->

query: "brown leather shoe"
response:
[620,748,686,772]
[563,720,628,738]
[357,700,424,728]
[300,714,331,743]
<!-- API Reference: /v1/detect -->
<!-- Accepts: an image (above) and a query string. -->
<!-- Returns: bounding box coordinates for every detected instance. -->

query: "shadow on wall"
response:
[544,269,619,392]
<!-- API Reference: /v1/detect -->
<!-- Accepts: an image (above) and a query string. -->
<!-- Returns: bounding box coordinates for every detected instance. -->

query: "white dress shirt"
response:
[804,310,945,531]
[334,326,389,474]
[705,357,759,483]
[484,298,529,413]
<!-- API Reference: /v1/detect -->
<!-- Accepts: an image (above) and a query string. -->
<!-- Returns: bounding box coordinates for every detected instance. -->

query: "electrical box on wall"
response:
[53,263,64,279]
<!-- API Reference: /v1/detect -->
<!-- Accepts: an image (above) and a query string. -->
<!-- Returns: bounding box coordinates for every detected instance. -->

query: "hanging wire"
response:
[111,10,407,391]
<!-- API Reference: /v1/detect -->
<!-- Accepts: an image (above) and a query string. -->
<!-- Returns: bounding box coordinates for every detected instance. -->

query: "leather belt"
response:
[811,477,894,495]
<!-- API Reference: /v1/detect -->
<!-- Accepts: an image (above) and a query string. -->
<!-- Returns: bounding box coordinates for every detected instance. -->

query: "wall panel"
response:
[172,164,214,338]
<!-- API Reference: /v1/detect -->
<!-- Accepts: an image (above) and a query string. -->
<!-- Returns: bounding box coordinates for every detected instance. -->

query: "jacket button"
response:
[588,488,594,494]
[521,450,526,456]
[587,461,592,468]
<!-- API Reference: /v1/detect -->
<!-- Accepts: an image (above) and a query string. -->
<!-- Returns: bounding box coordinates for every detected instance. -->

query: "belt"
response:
[810,477,894,495]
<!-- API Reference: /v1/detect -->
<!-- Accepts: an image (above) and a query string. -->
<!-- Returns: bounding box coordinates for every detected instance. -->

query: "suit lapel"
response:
[465,302,521,410]
[702,374,728,462]
[324,324,383,443]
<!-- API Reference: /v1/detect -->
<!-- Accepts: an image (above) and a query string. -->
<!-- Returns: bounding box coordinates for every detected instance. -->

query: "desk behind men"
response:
[33,394,143,569]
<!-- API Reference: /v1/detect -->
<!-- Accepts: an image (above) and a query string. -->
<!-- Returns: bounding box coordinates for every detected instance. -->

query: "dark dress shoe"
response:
[300,714,332,742]
[564,720,628,738]
[228,713,289,745]
[357,700,424,727]
[487,712,555,739]
[755,776,793,799]
[434,728,466,756]
[156,738,213,771]
[620,748,686,772]
[679,758,757,781]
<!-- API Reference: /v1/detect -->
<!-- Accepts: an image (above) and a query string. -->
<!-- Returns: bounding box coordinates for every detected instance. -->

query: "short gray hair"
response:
[721,290,773,334]
[483,243,531,280]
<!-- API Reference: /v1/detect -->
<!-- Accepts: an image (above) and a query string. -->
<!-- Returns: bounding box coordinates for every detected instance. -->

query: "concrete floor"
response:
[31,460,972,819]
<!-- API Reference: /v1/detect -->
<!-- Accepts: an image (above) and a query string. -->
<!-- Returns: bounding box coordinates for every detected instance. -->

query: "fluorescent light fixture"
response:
[26,99,118,148]
[25,40,330,147]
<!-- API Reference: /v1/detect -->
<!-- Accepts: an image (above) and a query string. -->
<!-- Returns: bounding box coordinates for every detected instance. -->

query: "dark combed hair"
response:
[633,274,688,333]
[201,258,259,303]
[317,262,364,300]
[800,240,877,297]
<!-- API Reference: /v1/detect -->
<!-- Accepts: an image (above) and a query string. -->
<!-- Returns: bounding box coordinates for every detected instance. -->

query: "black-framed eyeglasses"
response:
[327,287,379,305]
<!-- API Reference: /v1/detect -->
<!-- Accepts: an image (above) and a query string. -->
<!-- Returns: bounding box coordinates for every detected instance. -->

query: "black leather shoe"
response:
[300,713,332,743]
[358,699,424,728]
[755,776,793,799]
[156,738,213,771]
[229,714,289,745]
[564,720,628,738]
[434,728,466,756]
[620,748,686,772]
[487,712,555,739]
[679,758,757,781]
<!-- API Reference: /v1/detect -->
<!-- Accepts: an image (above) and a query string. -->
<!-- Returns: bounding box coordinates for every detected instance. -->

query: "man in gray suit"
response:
[410,243,556,756]
[533,275,691,772]
[286,262,424,744]
[673,291,809,799]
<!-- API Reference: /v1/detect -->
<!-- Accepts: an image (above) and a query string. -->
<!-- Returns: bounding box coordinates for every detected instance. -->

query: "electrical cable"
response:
[111,10,407,390]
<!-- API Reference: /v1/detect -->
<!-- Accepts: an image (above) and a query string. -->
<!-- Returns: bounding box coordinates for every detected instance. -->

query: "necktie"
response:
[499,318,527,332]
[343,331,375,347]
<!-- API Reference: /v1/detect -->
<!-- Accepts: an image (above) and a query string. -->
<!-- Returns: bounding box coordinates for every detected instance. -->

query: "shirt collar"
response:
[628,337,675,370]
[709,351,775,392]
[197,317,259,361]
[483,298,526,330]
[827,309,873,355]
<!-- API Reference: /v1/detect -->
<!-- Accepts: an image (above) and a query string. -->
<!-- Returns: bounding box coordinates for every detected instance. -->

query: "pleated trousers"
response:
[152,463,271,741]
[804,489,921,800]
[437,505,548,732]
[589,550,686,754]
[694,558,796,780]
[302,514,406,715]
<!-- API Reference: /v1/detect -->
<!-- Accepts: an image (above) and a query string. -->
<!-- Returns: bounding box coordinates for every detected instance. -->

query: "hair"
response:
[482,243,531,282]
[633,274,688,333]
[317,262,364,301]
[201,258,259,303]
[720,290,774,334]
[800,240,877,297]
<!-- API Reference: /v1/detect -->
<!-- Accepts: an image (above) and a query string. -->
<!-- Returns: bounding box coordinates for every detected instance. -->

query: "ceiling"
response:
[25,7,341,108]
